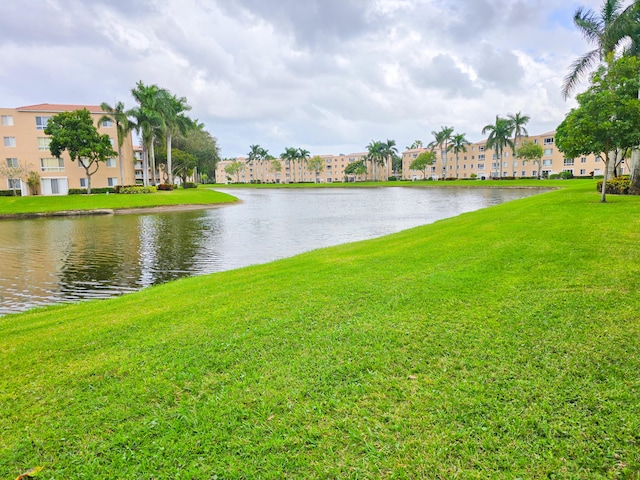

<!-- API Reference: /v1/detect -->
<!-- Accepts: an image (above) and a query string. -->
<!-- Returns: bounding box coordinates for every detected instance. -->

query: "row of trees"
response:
[556,0,640,202]
[101,81,220,189]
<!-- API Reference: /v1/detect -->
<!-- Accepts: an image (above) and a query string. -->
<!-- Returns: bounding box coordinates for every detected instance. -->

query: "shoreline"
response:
[0,202,235,220]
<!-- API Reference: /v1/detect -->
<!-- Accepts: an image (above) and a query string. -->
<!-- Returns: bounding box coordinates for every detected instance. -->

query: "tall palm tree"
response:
[429,126,454,179]
[131,81,166,185]
[482,116,514,178]
[381,139,398,179]
[507,112,530,173]
[100,101,135,186]
[447,133,470,178]
[280,147,298,183]
[562,0,631,98]
[366,140,385,181]
[297,148,310,183]
[157,91,192,185]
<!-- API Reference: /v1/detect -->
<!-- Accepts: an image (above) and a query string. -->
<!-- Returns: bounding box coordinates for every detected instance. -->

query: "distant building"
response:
[0,104,136,195]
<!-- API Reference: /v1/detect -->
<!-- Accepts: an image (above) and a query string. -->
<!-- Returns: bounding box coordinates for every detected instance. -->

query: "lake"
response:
[0,187,542,314]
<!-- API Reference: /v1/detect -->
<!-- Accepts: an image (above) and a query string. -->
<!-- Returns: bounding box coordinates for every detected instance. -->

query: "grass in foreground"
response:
[1,182,640,478]
[0,187,237,216]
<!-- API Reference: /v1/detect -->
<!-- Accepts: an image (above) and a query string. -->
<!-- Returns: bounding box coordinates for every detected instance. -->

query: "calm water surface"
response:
[0,187,541,314]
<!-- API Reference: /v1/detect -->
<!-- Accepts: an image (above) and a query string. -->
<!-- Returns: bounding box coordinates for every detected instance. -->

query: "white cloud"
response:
[0,0,627,156]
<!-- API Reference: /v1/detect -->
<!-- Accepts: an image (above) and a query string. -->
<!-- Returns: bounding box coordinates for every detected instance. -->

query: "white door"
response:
[42,178,69,195]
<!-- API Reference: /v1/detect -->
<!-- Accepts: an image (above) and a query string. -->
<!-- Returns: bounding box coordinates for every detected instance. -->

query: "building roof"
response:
[16,103,104,114]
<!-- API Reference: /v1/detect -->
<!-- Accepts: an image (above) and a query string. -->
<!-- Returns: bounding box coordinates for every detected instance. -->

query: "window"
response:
[4,137,16,147]
[581,157,587,163]
[40,158,64,172]
[6,158,18,168]
[564,158,575,166]
[521,171,526,176]
[543,148,553,156]
[595,157,600,163]
[109,137,115,147]
[492,162,499,169]
[477,163,484,169]
[37,137,51,150]
[471,164,474,169]
[80,178,87,188]
[513,161,518,167]
[580,169,586,175]
[478,154,485,160]
[479,146,485,152]
[35,116,51,130]
[7,178,21,189]
[503,162,508,167]
[544,137,554,145]
[101,119,113,128]
[108,177,118,187]
[542,159,552,166]
[1,115,13,126]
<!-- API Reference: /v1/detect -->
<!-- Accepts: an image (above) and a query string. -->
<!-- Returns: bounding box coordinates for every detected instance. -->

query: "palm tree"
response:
[507,112,530,174]
[562,0,632,98]
[447,133,470,178]
[131,81,166,185]
[297,148,310,183]
[157,91,192,185]
[429,126,454,179]
[280,147,298,183]
[381,139,398,179]
[100,101,135,187]
[366,140,385,181]
[482,116,514,178]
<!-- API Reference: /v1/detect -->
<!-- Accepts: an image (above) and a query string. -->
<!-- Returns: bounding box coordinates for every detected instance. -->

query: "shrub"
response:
[157,183,177,191]
[184,182,198,189]
[470,174,478,179]
[387,176,398,181]
[68,188,116,195]
[119,186,157,194]
[0,189,22,197]
[559,171,574,179]
[597,176,630,195]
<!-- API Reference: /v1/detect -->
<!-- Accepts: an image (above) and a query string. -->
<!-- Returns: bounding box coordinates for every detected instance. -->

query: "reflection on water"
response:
[0,187,541,314]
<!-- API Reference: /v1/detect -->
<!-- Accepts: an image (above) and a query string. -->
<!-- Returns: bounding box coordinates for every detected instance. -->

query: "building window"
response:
[478,154,485,160]
[542,159,552,166]
[4,137,16,147]
[101,119,113,128]
[564,158,575,166]
[8,178,21,189]
[595,157,600,162]
[477,163,484,169]
[1,115,13,126]
[544,137,554,145]
[6,158,18,168]
[109,138,115,147]
[492,162,499,169]
[80,178,87,187]
[521,171,526,176]
[471,164,474,169]
[35,116,51,130]
[581,157,587,163]
[580,169,586,175]
[40,158,64,172]
[38,137,51,150]
[108,177,118,187]
[479,146,485,152]
[543,148,553,156]
[503,162,508,167]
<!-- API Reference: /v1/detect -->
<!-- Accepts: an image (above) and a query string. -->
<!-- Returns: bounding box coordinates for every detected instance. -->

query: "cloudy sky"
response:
[0,0,610,157]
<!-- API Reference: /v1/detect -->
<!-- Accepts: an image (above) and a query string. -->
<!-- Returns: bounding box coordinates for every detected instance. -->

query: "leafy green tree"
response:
[306,156,325,183]
[406,140,423,150]
[447,133,470,177]
[173,127,220,183]
[556,56,640,202]
[224,161,245,184]
[269,159,282,182]
[562,0,633,98]
[44,109,117,194]
[100,101,135,187]
[517,141,544,179]
[410,151,436,179]
[482,116,514,178]
[344,159,367,181]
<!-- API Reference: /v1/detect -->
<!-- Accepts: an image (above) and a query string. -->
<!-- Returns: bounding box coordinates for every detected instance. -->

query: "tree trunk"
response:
[601,156,608,203]
[630,147,640,193]
[142,147,149,186]
[117,143,124,187]
[150,140,157,186]
[166,133,173,185]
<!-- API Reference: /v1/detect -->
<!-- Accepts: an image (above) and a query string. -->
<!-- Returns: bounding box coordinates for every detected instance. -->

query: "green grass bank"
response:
[0,187,237,216]
[1,181,639,478]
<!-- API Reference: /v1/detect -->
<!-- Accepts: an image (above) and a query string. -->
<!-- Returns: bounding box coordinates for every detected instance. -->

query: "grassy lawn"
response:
[0,187,238,215]
[2,181,640,478]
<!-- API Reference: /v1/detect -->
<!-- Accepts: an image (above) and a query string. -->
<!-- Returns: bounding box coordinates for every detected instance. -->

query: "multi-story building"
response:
[0,104,136,195]
[402,131,612,180]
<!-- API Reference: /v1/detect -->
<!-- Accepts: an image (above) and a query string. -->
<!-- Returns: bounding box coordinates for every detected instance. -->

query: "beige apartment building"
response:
[403,131,611,181]
[0,104,136,195]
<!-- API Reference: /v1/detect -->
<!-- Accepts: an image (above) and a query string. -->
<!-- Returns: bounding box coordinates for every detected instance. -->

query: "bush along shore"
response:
[1,181,640,478]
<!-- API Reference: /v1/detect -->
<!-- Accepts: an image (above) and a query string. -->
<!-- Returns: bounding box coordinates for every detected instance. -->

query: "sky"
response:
[0,0,612,158]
